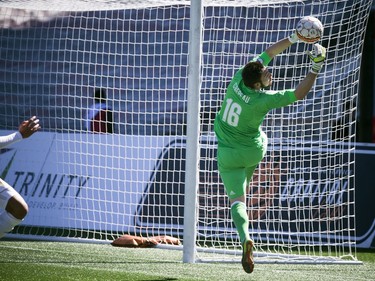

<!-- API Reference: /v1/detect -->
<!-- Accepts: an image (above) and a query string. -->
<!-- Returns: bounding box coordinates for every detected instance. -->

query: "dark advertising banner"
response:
[136,139,375,248]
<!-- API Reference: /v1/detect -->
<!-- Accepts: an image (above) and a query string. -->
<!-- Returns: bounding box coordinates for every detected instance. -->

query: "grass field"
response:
[0,240,374,281]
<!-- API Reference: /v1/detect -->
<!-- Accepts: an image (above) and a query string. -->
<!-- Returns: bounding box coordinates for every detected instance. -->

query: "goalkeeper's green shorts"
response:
[217,132,267,200]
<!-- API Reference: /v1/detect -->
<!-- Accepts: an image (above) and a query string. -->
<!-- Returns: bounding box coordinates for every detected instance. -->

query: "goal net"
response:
[0,0,371,264]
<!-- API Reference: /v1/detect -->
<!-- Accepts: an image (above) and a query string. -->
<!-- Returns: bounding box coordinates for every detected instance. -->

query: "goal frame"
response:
[182,0,202,264]
[181,1,368,265]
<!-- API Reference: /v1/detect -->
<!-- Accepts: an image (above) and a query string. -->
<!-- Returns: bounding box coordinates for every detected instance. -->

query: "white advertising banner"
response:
[0,131,172,232]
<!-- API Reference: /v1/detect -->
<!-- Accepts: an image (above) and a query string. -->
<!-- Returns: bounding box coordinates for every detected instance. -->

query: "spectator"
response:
[86,88,114,133]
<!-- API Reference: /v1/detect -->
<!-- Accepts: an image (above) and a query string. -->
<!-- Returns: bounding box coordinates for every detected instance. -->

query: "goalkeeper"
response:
[214,33,326,274]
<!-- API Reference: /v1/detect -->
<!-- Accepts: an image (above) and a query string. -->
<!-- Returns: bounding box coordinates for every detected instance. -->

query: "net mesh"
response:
[0,0,371,264]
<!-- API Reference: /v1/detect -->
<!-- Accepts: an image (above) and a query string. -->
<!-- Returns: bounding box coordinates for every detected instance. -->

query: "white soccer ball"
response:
[296,16,323,43]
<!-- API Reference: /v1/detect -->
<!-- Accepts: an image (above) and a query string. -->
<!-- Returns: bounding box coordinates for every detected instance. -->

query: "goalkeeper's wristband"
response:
[310,68,320,75]
[310,62,324,74]
[288,31,299,44]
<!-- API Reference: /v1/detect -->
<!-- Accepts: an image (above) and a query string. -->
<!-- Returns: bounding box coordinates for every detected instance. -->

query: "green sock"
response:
[231,201,250,244]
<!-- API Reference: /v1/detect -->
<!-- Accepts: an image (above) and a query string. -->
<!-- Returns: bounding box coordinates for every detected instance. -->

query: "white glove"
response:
[288,31,299,44]
[307,43,326,74]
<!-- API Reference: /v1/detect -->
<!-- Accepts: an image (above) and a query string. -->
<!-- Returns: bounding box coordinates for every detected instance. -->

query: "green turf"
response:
[0,240,374,281]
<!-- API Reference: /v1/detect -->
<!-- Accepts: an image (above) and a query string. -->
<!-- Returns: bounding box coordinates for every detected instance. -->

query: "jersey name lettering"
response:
[233,82,250,103]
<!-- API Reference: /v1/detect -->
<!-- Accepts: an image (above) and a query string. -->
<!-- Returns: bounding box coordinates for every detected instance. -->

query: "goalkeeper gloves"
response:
[308,43,326,74]
[288,31,299,44]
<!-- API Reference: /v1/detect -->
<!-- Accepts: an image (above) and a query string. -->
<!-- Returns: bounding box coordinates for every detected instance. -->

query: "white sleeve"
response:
[0,131,22,149]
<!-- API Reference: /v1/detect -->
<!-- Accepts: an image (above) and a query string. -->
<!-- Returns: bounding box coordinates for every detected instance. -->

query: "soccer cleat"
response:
[241,239,254,273]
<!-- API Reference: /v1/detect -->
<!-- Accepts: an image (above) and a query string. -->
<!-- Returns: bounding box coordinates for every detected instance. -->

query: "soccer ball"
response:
[296,16,323,43]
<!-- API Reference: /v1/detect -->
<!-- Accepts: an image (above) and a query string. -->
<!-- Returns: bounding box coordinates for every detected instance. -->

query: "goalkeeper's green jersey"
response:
[214,52,297,148]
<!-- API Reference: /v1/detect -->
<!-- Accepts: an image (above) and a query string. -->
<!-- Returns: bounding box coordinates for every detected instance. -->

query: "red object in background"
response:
[90,108,112,134]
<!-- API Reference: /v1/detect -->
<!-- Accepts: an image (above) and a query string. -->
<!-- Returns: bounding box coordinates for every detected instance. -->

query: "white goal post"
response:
[0,0,372,265]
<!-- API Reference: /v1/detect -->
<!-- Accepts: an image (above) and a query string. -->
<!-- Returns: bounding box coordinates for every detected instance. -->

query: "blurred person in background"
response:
[86,88,114,133]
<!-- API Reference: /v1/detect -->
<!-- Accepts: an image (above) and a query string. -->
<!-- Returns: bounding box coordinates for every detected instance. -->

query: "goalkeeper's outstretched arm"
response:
[264,32,299,59]
[263,33,326,101]
[294,43,326,100]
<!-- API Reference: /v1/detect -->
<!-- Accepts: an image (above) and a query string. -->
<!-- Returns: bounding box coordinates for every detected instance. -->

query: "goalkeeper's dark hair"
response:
[242,61,264,88]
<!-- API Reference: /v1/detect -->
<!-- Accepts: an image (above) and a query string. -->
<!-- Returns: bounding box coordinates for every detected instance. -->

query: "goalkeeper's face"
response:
[260,67,272,88]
